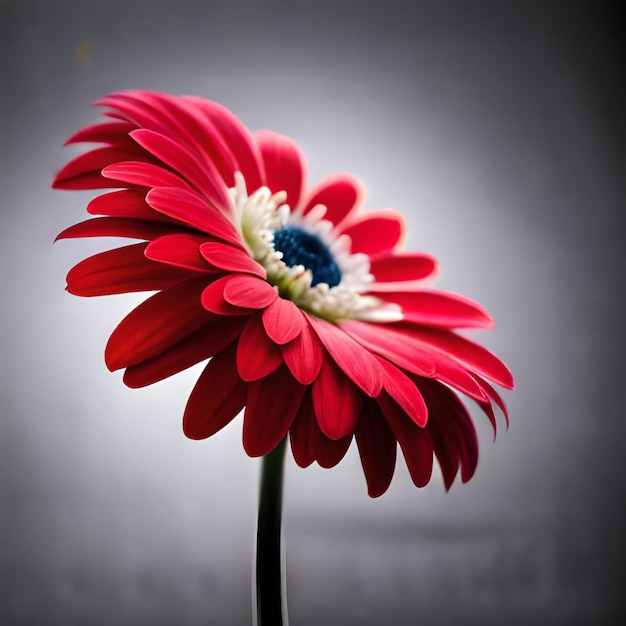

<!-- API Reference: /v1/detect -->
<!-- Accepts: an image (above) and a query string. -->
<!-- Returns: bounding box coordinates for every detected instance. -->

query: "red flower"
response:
[54,90,513,497]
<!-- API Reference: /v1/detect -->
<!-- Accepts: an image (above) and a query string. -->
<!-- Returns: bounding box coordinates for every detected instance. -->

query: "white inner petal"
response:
[228,172,402,322]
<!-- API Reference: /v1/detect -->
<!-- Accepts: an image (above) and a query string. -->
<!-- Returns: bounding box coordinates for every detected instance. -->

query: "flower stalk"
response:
[255,436,288,626]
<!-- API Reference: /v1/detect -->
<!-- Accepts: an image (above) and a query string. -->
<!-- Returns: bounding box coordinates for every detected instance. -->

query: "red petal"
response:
[308,315,383,396]
[94,92,166,128]
[454,409,479,484]
[419,379,478,484]
[339,210,405,255]
[397,325,514,390]
[341,320,436,377]
[280,318,324,385]
[425,351,488,402]
[289,392,320,468]
[377,392,433,488]
[128,92,239,188]
[130,129,231,210]
[345,319,487,402]
[105,277,216,370]
[145,233,215,272]
[377,357,428,427]
[146,187,243,246]
[102,161,190,189]
[182,343,246,440]
[301,173,364,228]
[57,217,179,242]
[289,391,352,469]
[64,121,137,146]
[123,317,246,388]
[53,146,149,190]
[472,374,509,429]
[355,400,397,497]
[243,367,306,457]
[66,243,191,297]
[223,274,278,309]
[87,190,176,223]
[425,407,461,491]
[262,298,304,345]
[369,252,439,284]
[315,435,352,469]
[312,357,362,440]
[474,395,498,441]
[376,291,494,329]
[199,242,266,278]
[201,276,256,316]
[185,96,264,192]
[256,130,306,208]
[237,315,283,382]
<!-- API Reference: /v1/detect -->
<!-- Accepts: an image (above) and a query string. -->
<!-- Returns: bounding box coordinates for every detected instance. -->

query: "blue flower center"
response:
[273,227,342,287]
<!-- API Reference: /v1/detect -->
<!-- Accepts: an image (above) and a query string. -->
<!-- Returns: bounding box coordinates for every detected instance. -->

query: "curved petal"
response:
[185,96,265,192]
[64,120,137,146]
[345,320,488,402]
[355,400,397,497]
[199,242,266,278]
[223,274,278,309]
[308,315,383,397]
[301,173,364,228]
[182,343,246,440]
[316,435,352,469]
[53,146,150,190]
[201,276,256,316]
[255,130,306,209]
[289,391,319,468]
[280,318,324,385]
[396,325,514,390]
[424,405,461,491]
[87,190,177,223]
[377,357,428,427]
[377,392,433,488]
[376,291,495,329]
[146,187,243,246]
[56,217,180,242]
[106,276,216,370]
[472,374,509,429]
[368,252,439,284]
[312,356,362,440]
[130,129,231,210]
[95,92,229,179]
[237,315,283,382]
[146,233,216,272]
[473,395,498,441]
[129,92,239,188]
[418,379,478,484]
[243,366,306,457]
[289,390,351,468]
[66,243,192,297]
[339,209,405,256]
[340,320,436,377]
[94,91,169,129]
[123,317,246,388]
[102,161,190,190]
[262,298,304,345]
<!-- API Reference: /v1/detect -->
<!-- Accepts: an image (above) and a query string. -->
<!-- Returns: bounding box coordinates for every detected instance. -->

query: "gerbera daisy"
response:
[53,90,513,498]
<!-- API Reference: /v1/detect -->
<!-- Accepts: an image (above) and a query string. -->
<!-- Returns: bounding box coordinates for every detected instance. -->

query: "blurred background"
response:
[1,0,624,624]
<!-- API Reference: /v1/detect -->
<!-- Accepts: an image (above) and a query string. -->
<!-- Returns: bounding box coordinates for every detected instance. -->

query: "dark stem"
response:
[255,436,288,626]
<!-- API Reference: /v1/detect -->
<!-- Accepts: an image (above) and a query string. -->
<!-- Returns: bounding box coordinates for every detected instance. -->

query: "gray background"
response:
[1,1,624,624]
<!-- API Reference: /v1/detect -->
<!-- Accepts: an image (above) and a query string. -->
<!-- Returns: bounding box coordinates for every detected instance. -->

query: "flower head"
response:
[54,90,513,497]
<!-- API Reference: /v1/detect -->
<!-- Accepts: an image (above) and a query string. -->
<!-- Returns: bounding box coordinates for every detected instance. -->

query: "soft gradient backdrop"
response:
[2,1,624,624]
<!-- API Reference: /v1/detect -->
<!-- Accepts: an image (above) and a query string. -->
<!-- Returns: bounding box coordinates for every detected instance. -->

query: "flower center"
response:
[272,227,342,288]
[228,172,402,323]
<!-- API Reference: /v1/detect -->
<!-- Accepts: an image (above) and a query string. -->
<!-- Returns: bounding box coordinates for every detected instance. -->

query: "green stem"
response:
[255,437,288,626]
